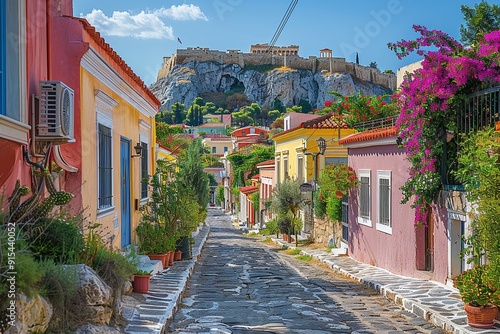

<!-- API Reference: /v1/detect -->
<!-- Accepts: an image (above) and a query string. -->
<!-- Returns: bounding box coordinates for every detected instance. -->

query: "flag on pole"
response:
[177,37,182,44]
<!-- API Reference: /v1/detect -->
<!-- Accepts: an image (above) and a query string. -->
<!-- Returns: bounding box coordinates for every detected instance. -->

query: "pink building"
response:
[256,159,275,223]
[340,126,451,284]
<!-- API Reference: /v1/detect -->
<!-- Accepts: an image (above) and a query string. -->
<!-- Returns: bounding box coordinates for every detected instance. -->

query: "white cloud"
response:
[83,9,174,39]
[154,4,208,21]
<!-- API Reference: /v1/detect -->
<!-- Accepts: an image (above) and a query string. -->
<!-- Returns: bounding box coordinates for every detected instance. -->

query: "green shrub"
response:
[14,247,44,298]
[286,248,301,255]
[260,218,279,237]
[326,195,342,222]
[277,215,292,234]
[29,217,85,264]
[296,254,312,262]
[92,247,136,291]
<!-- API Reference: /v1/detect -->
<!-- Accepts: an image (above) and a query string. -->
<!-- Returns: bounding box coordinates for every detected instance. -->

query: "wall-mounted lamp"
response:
[317,137,326,155]
[132,143,143,158]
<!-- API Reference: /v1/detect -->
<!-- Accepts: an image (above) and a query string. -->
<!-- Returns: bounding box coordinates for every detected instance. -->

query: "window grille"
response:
[98,123,112,209]
[141,142,148,199]
[379,177,391,226]
[360,176,370,218]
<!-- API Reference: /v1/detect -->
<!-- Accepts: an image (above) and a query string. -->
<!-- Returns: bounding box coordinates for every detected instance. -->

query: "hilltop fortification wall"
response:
[157,47,396,91]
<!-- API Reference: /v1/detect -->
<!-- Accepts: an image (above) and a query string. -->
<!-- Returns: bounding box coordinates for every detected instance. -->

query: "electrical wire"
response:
[248,0,299,82]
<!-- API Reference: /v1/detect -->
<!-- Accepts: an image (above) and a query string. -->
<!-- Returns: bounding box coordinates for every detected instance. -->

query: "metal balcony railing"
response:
[352,114,397,131]
[456,86,500,134]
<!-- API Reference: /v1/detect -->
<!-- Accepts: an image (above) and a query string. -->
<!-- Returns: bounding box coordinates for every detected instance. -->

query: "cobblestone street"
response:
[168,210,445,334]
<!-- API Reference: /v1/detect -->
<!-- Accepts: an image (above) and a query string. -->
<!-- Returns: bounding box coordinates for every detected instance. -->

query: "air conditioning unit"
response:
[36,80,75,143]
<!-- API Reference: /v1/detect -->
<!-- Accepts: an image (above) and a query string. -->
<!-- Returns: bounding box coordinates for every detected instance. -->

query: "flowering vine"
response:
[388,25,500,225]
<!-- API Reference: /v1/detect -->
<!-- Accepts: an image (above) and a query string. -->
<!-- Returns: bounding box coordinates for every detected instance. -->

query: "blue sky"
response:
[73,1,481,86]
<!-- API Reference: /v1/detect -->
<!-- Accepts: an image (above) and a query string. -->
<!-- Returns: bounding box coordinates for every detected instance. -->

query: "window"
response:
[250,127,255,134]
[357,170,371,227]
[224,146,228,153]
[140,142,148,199]
[212,146,216,154]
[1,0,20,120]
[98,123,113,210]
[0,1,28,144]
[0,0,5,115]
[283,155,289,179]
[276,158,281,184]
[377,171,392,234]
[297,155,303,183]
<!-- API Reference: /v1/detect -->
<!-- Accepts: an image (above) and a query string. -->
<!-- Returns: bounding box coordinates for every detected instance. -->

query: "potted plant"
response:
[319,163,359,198]
[135,222,170,268]
[455,265,500,328]
[131,269,152,294]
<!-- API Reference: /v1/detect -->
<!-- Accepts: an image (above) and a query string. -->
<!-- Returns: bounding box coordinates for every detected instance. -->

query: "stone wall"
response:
[312,217,343,248]
[157,47,397,91]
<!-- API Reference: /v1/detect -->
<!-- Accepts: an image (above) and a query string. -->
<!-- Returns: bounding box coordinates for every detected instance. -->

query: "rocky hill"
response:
[149,61,394,111]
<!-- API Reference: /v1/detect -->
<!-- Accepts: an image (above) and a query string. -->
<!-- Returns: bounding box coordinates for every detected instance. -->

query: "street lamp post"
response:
[304,137,327,231]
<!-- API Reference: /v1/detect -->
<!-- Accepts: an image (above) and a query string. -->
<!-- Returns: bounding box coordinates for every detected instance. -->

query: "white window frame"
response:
[0,0,29,144]
[357,169,372,227]
[376,170,392,234]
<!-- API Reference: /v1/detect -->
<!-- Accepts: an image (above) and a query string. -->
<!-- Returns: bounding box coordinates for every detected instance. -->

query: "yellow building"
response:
[201,135,235,157]
[156,141,178,164]
[78,20,159,249]
[272,113,355,233]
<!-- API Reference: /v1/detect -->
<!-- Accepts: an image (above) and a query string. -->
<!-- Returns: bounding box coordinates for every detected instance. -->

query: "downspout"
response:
[46,0,51,79]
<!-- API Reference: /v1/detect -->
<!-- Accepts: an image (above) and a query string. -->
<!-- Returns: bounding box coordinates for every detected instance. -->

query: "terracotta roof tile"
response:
[256,159,275,167]
[339,126,397,145]
[239,186,258,194]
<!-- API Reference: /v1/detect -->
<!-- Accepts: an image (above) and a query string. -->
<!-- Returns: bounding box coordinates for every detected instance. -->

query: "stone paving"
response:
[122,223,210,334]
[273,240,500,334]
[123,207,500,334]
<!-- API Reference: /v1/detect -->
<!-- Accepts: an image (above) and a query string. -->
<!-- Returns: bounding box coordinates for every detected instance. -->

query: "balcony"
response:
[456,86,500,134]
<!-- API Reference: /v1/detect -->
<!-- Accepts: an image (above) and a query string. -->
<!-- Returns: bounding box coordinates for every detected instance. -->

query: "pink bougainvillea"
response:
[388,26,500,225]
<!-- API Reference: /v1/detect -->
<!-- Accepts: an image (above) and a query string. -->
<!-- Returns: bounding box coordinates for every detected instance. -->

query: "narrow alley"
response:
[168,208,445,333]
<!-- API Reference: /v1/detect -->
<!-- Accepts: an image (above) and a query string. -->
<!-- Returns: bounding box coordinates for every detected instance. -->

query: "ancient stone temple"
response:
[250,43,299,55]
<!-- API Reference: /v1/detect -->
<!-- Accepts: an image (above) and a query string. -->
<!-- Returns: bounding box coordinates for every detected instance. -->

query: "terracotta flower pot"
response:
[132,274,151,293]
[464,303,498,329]
[174,250,182,261]
[148,253,168,268]
[167,251,174,266]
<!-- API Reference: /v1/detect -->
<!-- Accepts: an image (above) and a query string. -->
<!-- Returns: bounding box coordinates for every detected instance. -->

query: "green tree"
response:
[227,145,274,187]
[460,0,500,45]
[267,110,282,123]
[232,109,254,126]
[272,99,285,113]
[298,99,313,113]
[270,178,306,246]
[286,106,302,113]
[177,139,210,209]
[156,110,173,124]
[186,103,202,126]
[156,123,184,143]
[203,102,217,115]
[171,102,186,124]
